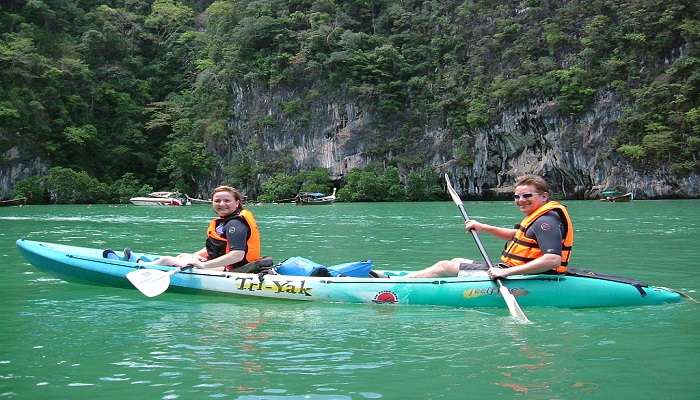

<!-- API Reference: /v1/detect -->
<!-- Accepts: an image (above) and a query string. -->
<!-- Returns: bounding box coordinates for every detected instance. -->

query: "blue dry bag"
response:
[276,257,373,277]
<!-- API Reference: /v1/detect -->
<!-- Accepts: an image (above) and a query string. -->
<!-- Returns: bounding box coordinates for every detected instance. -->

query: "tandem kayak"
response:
[17,239,682,308]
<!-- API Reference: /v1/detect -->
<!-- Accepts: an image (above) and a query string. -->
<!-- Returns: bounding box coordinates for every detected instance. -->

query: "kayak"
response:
[16,239,682,308]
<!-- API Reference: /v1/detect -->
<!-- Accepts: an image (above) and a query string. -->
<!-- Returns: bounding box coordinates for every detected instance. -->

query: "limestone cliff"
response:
[213,84,699,200]
[0,146,46,200]
[2,87,698,200]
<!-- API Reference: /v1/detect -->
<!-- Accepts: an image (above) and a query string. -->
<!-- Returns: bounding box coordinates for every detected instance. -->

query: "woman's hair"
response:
[211,186,244,211]
[515,175,549,194]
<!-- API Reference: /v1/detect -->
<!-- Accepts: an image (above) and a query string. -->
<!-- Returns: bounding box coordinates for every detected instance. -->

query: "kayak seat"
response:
[226,256,274,274]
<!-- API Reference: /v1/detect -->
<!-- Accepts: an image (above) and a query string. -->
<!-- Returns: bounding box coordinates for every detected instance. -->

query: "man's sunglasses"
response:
[513,193,538,200]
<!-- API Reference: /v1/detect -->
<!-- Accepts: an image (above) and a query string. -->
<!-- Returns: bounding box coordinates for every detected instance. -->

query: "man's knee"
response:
[436,260,459,275]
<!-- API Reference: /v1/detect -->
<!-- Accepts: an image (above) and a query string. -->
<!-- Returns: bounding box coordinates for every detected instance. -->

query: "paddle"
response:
[444,174,530,324]
[127,265,192,297]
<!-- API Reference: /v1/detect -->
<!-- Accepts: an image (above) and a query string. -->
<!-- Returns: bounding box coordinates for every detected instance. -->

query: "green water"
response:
[1,201,698,399]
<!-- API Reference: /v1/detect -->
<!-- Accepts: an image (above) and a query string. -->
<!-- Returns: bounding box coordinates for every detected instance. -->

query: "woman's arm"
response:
[194,247,208,260]
[194,250,245,270]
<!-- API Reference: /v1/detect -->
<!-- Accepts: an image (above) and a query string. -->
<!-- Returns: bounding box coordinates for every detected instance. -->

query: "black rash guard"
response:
[524,211,565,256]
[219,218,249,252]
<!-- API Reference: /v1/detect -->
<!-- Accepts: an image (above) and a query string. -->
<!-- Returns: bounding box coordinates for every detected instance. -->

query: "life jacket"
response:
[500,201,573,273]
[205,209,262,270]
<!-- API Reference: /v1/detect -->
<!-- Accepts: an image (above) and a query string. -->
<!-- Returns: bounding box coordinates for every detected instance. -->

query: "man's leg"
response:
[405,258,472,278]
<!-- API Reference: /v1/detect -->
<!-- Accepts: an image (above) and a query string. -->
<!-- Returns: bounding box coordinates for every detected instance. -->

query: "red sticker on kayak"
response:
[373,291,398,304]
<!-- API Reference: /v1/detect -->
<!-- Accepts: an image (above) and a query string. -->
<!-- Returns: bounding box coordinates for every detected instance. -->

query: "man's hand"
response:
[465,220,485,233]
[487,265,510,279]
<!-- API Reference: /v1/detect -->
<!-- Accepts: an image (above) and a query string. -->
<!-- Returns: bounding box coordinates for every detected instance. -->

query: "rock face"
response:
[217,84,699,199]
[0,146,46,199]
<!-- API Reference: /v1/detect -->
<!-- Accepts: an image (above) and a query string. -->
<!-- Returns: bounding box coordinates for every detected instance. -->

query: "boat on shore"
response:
[17,239,682,309]
[0,197,27,207]
[600,192,633,202]
[600,191,634,202]
[129,192,189,206]
[185,195,210,205]
[296,188,336,205]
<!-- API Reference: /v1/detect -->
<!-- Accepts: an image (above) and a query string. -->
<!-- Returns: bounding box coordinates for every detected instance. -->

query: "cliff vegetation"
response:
[1,0,698,202]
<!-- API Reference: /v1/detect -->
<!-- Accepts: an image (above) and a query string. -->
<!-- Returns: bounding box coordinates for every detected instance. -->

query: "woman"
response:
[146,186,264,271]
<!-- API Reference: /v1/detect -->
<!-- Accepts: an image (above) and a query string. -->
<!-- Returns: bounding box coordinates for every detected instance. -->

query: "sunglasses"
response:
[513,193,539,200]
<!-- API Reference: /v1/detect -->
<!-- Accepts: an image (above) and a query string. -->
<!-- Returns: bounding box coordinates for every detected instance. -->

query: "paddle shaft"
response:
[444,174,530,323]
[454,203,495,269]
[453,201,514,292]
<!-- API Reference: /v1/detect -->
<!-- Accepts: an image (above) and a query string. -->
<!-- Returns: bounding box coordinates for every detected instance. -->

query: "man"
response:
[406,174,573,279]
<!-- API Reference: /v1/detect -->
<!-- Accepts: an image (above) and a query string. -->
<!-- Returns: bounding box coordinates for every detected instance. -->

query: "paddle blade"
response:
[126,269,173,297]
[498,282,531,324]
[444,174,463,206]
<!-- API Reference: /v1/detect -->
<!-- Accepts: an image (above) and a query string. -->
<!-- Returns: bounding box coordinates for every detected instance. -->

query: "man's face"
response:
[513,184,548,215]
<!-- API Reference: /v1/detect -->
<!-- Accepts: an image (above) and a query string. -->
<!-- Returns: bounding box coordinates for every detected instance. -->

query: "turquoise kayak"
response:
[17,239,682,308]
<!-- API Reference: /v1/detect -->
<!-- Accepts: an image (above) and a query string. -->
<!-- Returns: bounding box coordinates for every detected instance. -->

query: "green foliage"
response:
[1,0,200,197]
[145,0,195,40]
[617,144,646,161]
[110,173,154,204]
[158,139,215,194]
[405,167,442,201]
[670,160,697,175]
[383,167,406,201]
[337,167,388,202]
[547,68,595,115]
[257,168,333,202]
[336,166,438,202]
[297,168,333,193]
[63,124,97,145]
[453,134,475,167]
[686,107,700,135]
[258,173,298,202]
[642,131,676,161]
[12,176,45,204]
[44,167,109,204]
[688,136,700,153]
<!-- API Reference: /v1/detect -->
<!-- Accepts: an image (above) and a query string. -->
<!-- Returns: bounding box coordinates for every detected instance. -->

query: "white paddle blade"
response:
[126,269,173,297]
[444,174,463,206]
[498,284,531,324]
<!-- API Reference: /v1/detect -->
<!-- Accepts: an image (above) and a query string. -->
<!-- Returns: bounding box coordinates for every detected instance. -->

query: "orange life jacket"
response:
[205,209,262,269]
[500,201,573,273]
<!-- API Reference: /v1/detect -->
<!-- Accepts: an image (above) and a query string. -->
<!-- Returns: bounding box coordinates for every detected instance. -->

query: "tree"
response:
[258,173,297,202]
[44,167,108,204]
[12,176,46,204]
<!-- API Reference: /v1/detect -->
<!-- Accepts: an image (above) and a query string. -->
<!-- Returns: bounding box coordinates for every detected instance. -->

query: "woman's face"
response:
[212,191,239,217]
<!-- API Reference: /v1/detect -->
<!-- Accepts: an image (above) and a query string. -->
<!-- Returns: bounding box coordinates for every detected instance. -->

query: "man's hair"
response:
[515,175,549,193]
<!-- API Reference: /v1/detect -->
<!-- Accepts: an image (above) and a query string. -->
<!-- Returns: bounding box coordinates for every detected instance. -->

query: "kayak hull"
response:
[16,239,682,308]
